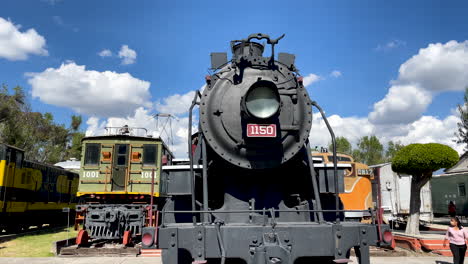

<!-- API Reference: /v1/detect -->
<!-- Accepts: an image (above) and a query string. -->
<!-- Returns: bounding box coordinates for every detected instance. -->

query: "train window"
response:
[458,183,466,197]
[0,145,5,160]
[117,156,126,165]
[143,145,157,165]
[328,155,351,162]
[84,143,101,165]
[9,149,16,164]
[118,145,127,154]
[15,151,23,168]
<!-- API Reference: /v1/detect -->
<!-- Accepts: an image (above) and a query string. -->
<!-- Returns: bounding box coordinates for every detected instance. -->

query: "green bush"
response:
[392,143,459,175]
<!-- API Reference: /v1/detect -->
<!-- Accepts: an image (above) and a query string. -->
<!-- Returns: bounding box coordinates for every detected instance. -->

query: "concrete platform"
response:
[0,256,455,264]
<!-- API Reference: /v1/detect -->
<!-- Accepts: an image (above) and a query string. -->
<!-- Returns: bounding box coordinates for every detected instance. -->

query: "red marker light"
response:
[297,76,303,84]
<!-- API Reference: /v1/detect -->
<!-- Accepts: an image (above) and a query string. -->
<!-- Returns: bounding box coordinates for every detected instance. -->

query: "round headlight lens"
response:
[245,85,280,119]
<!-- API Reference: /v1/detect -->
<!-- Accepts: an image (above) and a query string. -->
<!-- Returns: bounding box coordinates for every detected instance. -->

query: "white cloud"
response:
[396,41,468,92]
[27,62,151,117]
[118,45,137,65]
[309,114,374,150]
[303,73,321,87]
[98,49,112,57]
[369,84,432,124]
[375,39,406,51]
[155,91,196,115]
[391,115,461,152]
[370,40,468,125]
[310,112,462,155]
[330,70,342,78]
[0,17,48,61]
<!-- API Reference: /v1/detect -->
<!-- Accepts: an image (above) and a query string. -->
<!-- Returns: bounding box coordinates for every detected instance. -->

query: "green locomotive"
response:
[74,126,175,245]
[432,174,468,216]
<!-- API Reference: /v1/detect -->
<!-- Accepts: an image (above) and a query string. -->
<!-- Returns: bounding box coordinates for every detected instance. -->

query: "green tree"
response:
[392,143,458,235]
[352,135,384,165]
[385,140,405,162]
[65,115,85,160]
[455,87,468,153]
[0,85,70,164]
[328,136,352,155]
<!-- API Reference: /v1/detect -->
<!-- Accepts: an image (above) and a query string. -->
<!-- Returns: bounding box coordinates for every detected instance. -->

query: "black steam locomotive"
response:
[145,34,391,264]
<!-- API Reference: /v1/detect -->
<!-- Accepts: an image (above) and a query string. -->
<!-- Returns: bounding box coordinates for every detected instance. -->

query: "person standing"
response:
[449,201,457,217]
[443,217,467,264]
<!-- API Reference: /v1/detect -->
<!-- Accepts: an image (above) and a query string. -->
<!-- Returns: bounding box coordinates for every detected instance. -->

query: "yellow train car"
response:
[0,143,79,232]
[312,152,374,220]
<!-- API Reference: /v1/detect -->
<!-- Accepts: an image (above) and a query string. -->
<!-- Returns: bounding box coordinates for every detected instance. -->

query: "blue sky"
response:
[1,0,467,156]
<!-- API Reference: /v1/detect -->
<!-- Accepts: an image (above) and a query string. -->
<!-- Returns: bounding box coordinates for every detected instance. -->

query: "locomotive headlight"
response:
[245,82,280,119]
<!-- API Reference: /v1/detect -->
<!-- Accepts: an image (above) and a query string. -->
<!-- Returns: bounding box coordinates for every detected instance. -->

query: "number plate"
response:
[247,124,277,137]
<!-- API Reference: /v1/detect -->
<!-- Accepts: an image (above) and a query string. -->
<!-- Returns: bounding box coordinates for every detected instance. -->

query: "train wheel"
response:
[76,229,89,246]
[123,230,132,246]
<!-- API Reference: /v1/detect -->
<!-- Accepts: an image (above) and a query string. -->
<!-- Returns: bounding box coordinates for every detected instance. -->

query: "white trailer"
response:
[371,163,433,224]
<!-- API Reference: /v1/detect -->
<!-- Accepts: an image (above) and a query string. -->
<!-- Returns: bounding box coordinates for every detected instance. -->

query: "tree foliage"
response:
[385,140,405,162]
[392,143,459,176]
[352,135,384,165]
[328,136,352,155]
[324,136,404,164]
[455,87,468,153]
[0,85,84,164]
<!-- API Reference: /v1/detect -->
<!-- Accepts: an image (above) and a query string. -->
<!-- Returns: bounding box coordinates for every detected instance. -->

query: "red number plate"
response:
[247,124,277,137]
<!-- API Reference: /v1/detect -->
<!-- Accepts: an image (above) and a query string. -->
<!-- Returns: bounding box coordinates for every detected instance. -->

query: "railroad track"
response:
[59,239,140,256]
[0,225,68,243]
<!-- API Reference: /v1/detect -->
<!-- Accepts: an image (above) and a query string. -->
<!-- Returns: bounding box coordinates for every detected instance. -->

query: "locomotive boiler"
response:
[151,33,391,264]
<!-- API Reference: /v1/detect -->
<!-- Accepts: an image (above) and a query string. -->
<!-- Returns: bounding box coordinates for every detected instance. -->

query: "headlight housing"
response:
[244,81,280,119]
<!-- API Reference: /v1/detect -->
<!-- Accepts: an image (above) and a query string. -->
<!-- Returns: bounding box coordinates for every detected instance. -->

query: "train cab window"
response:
[0,145,5,160]
[15,151,23,168]
[8,149,16,164]
[84,143,101,165]
[328,156,351,162]
[458,183,466,197]
[143,145,157,165]
[116,145,128,166]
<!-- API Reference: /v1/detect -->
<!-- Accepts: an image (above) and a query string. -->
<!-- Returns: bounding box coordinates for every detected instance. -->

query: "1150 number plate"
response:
[247,124,277,137]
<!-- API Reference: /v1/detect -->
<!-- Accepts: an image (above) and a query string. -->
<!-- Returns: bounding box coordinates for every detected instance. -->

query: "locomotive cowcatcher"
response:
[149,33,392,264]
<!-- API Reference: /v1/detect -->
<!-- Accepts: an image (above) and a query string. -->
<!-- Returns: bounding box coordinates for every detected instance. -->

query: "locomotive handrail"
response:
[306,142,324,223]
[188,90,202,225]
[311,100,340,223]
